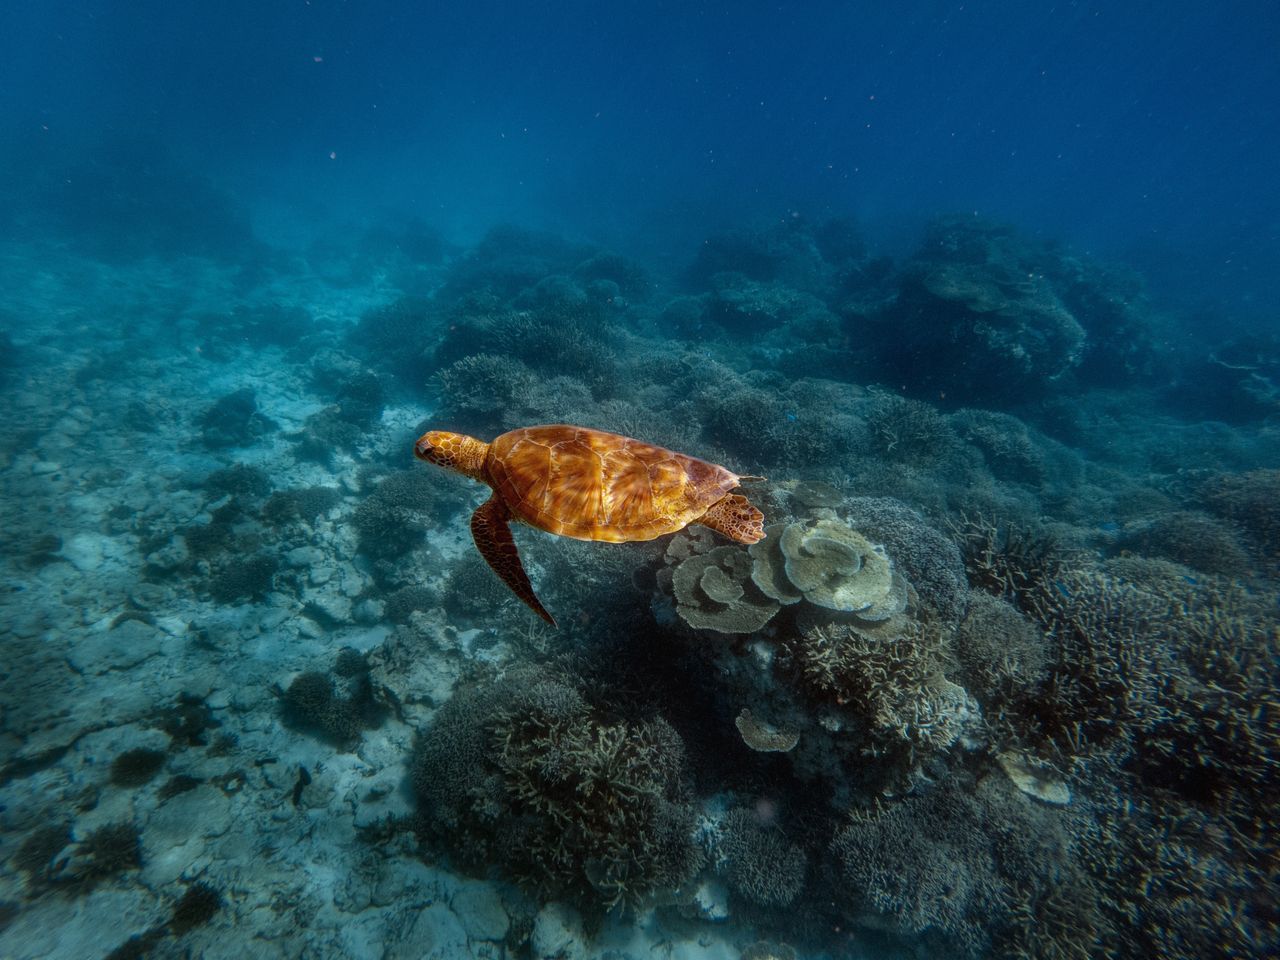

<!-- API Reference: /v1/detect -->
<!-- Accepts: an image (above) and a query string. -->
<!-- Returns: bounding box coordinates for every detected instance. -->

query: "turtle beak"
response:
[414,433,435,462]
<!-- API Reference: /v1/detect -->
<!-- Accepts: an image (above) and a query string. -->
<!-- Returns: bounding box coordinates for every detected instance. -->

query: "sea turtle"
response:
[414,424,766,626]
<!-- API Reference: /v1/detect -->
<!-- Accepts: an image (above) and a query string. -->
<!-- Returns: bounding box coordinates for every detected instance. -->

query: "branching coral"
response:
[281,648,384,748]
[353,468,446,563]
[952,592,1048,707]
[1200,468,1280,572]
[829,795,994,956]
[717,807,806,907]
[781,620,972,761]
[1118,510,1251,577]
[950,408,1049,483]
[198,387,276,449]
[863,392,958,467]
[349,295,435,380]
[951,513,1066,610]
[411,670,702,912]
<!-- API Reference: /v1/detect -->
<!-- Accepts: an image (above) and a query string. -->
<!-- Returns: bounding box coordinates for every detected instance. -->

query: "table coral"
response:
[750,518,908,619]
[670,544,780,633]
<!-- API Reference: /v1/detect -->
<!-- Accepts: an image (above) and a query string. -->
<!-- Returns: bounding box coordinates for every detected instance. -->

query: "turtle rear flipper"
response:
[470,495,557,626]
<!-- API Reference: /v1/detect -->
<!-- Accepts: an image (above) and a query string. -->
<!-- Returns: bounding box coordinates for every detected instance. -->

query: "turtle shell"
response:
[486,424,743,542]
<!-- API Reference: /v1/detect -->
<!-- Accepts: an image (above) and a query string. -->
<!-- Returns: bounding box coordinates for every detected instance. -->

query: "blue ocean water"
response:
[1,2,1277,958]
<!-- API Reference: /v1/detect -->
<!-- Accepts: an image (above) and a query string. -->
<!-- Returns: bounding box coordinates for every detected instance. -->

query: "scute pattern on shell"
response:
[487,425,741,542]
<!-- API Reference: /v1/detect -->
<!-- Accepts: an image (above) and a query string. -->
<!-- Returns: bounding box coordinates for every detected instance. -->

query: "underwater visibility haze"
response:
[1,2,1278,958]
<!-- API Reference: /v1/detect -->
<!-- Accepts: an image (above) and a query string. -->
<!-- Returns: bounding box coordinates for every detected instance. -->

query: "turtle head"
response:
[414,430,488,481]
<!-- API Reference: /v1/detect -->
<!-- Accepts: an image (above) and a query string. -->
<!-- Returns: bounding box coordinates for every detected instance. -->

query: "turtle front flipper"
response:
[699,493,766,544]
[470,495,557,626]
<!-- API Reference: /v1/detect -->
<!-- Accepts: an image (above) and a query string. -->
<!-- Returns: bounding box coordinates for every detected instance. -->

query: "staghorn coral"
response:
[1002,559,1280,834]
[951,513,1066,611]
[486,301,619,396]
[705,273,827,334]
[830,774,1089,959]
[716,807,806,907]
[781,620,973,761]
[411,669,702,912]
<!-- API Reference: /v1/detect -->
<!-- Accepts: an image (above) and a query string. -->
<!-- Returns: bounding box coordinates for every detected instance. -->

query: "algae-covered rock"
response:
[996,751,1071,805]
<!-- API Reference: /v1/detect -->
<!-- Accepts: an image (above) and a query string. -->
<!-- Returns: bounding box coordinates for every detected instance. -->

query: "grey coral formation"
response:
[841,497,970,622]
[734,708,800,753]
[783,620,976,763]
[717,807,807,907]
[668,543,779,633]
[663,515,914,634]
[750,519,909,619]
[411,669,703,910]
[829,775,1092,959]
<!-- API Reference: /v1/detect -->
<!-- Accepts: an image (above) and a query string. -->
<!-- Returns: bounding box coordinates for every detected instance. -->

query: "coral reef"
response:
[206,552,278,603]
[109,747,167,787]
[352,468,448,565]
[734,709,799,753]
[1118,510,1251,577]
[667,543,780,634]
[782,621,974,766]
[1200,468,1280,572]
[280,648,384,747]
[863,392,958,467]
[864,218,1086,405]
[198,387,276,449]
[842,497,970,622]
[716,807,806,907]
[4,204,1277,960]
[411,670,703,911]
[750,519,908,618]
[951,591,1048,707]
